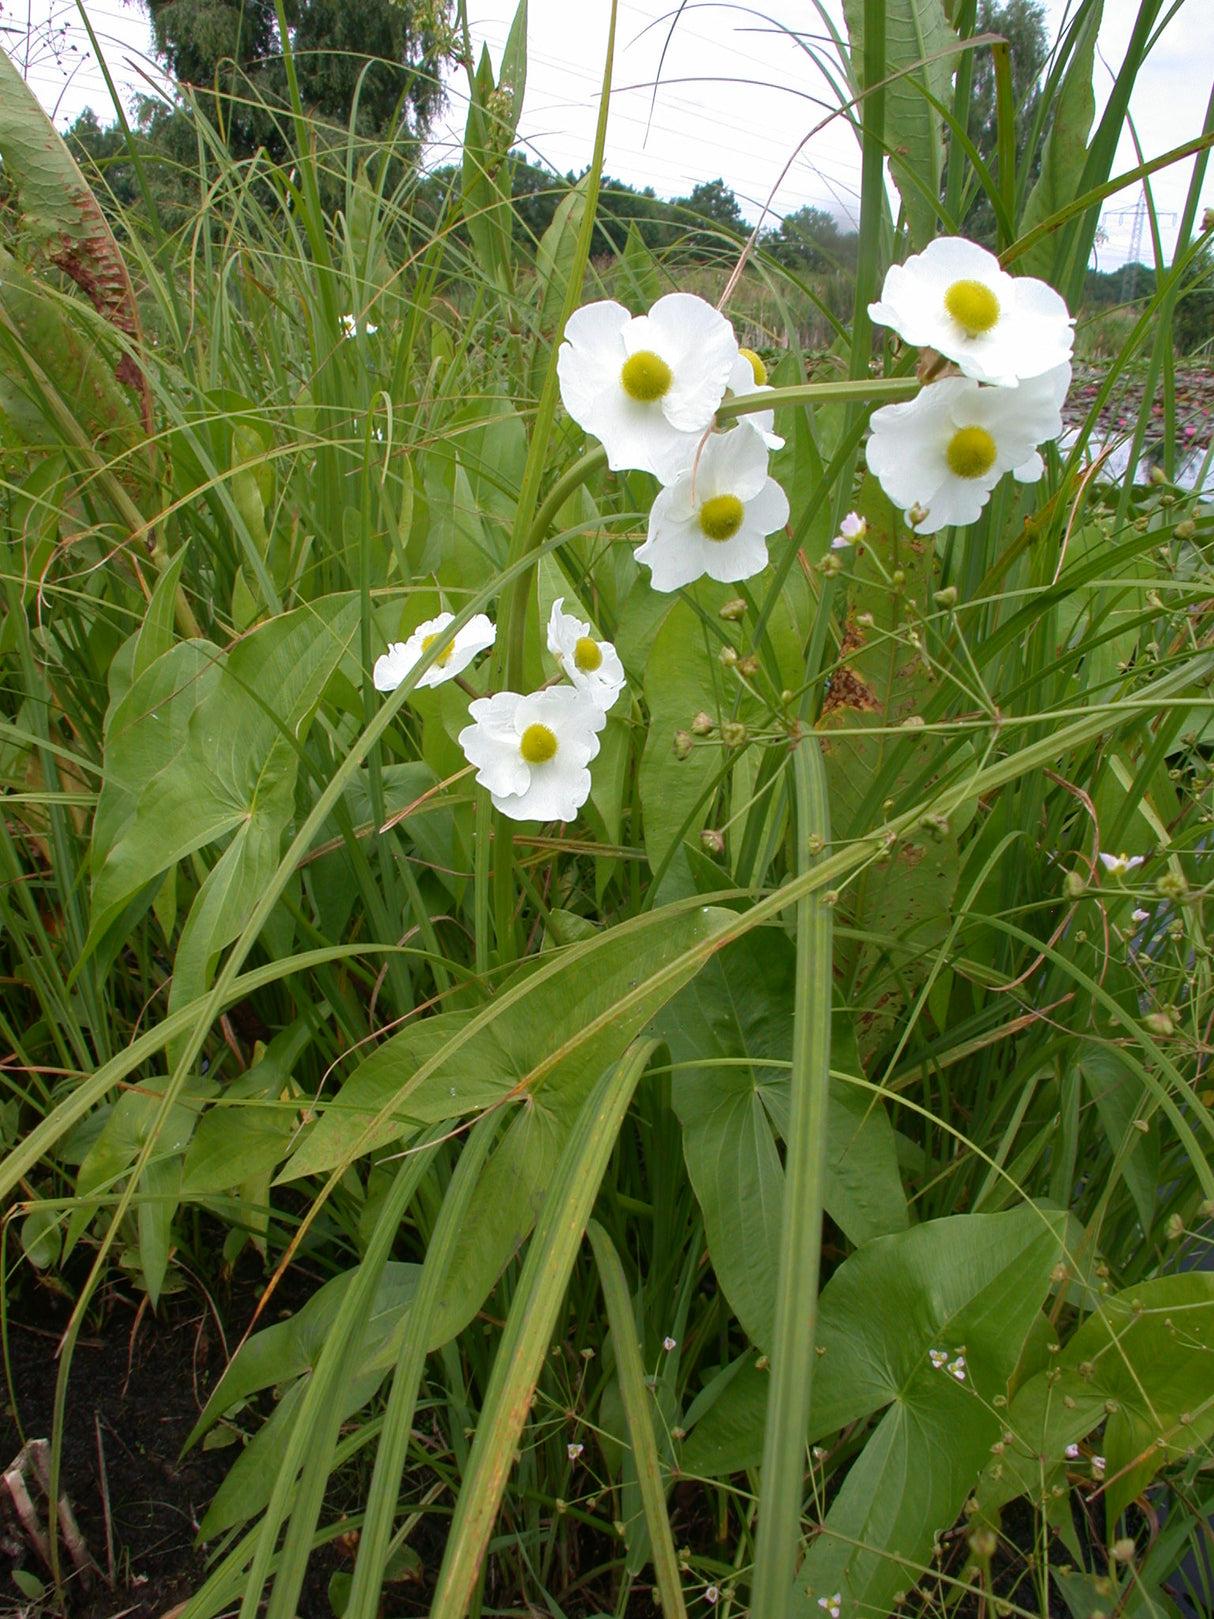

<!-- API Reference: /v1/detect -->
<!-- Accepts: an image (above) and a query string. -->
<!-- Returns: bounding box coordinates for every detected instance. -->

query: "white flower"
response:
[1098,851,1144,876]
[817,1594,842,1618]
[1065,1443,1080,1460]
[567,1442,584,1461]
[341,313,378,338]
[705,1587,720,1606]
[1092,1455,1106,1478]
[663,1335,678,1352]
[547,598,626,714]
[637,425,790,592]
[947,1355,967,1382]
[373,613,495,692]
[458,687,602,823]
[839,511,866,542]
[929,1348,948,1368]
[865,364,1070,534]
[726,349,783,451]
[1131,907,1150,923]
[557,295,739,482]
[868,237,1073,387]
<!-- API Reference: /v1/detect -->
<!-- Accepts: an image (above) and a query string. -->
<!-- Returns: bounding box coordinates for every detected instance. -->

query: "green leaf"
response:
[188,1260,422,1450]
[683,1209,1066,1612]
[20,1204,61,1269]
[88,596,359,962]
[283,905,732,1181]
[182,1023,311,1195]
[792,1207,1069,1619]
[660,931,906,1350]
[975,1273,1214,1539]
[1017,2,1102,279]
[818,476,961,1063]
[1080,1043,1158,1232]
[844,0,956,248]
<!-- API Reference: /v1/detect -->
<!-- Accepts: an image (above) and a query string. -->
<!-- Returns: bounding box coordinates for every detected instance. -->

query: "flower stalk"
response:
[751,735,833,1618]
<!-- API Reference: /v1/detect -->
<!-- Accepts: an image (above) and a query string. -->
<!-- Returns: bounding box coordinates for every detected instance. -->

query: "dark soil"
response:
[0,1270,345,1619]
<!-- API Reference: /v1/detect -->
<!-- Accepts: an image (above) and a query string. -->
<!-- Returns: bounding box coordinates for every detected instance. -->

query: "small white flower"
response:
[1098,851,1144,877]
[868,237,1073,387]
[817,1594,842,1618]
[547,598,626,714]
[1131,907,1150,923]
[726,349,784,451]
[637,425,790,592]
[663,1335,678,1353]
[373,613,495,692]
[812,1445,829,1461]
[458,687,602,823]
[557,295,739,482]
[567,1442,584,1461]
[947,1356,967,1382]
[341,313,378,338]
[929,1348,948,1368]
[865,364,1070,534]
[1092,1455,1106,1478]
[837,511,866,544]
[1065,1443,1080,1460]
[705,1587,720,1606]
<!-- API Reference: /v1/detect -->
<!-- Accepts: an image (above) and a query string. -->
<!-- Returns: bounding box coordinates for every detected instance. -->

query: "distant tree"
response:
[1173,242,1214,355]
[143,0,453,157]
[676,178,747,236]
[956,0,1049,242]
[762,205,856,273]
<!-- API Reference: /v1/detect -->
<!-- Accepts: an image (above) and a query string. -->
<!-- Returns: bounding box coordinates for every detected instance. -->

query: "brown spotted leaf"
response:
[0,45,152,428]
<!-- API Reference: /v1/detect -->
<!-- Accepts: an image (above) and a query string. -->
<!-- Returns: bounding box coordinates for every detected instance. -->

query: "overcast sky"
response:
[6,0,1212,268]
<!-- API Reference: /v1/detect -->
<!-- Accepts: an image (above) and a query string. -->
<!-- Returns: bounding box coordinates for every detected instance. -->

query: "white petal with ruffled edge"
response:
[637,427,790,591]
[865,363,1070,533]
[546,598,626,715]
[373,612,496,692]
[557,294,738,481]
[458,687,602,822]
[868,236,1073,387]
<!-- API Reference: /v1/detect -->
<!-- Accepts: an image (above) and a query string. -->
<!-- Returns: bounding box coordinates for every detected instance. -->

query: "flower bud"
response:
[719,598,747,621]
[1175,518,1197,539]
[719,645,738,669]
[736,653,760,677]
[907,503,929,528]
[821,551,843,577]
[1165,1212,1184,1241]
[673,730,693,760]
[1150,465,1168,486]
[700,828,725,856]
[933,585,958,608]
[1063,870,1087,899]
[720,720,748,748]
[968,1526,997,1560]
[691,711,714,736]
[1157,871,1189,900]
[1111,1539,1137,1565]
[1143,1009,1175,1037]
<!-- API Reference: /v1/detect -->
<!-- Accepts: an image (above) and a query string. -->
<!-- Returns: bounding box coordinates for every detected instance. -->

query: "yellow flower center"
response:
[944,278,1000,336]
[573,636,602,672]
[421,631,454,666]
[520,723,558,764]
[699,494,745,542]
[946,426,998,479]
[620,350,673,403]
[739,347,767,386]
